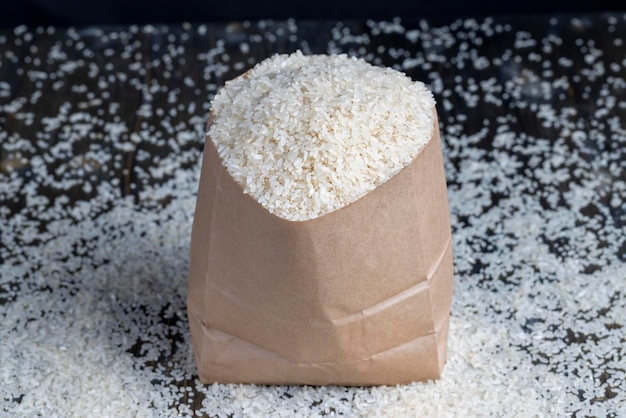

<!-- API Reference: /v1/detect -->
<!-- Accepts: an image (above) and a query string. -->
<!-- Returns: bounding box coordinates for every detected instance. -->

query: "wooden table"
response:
[1,11,625,417]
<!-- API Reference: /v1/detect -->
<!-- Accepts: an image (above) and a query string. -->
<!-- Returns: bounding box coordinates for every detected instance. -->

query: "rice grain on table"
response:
[207,51,436,221]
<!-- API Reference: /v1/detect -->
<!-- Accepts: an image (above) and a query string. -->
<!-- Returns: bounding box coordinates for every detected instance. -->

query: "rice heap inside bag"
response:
[188,51,454,385]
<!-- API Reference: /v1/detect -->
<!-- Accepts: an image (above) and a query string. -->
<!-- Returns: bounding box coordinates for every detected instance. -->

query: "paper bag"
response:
[187,112,454,386]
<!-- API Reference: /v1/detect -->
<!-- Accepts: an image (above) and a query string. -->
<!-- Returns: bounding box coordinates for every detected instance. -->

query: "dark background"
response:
[2,0,626,28]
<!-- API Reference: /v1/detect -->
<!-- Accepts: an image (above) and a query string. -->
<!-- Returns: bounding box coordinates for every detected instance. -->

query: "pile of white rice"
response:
[208,51,436,221]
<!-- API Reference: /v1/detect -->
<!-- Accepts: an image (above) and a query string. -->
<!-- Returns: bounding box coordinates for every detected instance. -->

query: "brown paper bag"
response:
[187,112,454,386]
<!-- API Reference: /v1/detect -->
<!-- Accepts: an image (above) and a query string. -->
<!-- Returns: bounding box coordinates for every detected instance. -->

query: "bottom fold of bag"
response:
[188,310,450,386]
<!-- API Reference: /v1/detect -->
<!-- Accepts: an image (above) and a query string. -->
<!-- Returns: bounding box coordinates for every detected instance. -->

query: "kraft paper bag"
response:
[187,112,454,386]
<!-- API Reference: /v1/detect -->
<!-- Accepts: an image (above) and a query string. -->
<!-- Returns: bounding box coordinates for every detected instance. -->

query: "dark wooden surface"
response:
[3,0,625,28]
[1,11,625,417]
